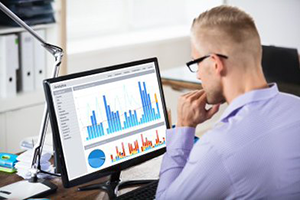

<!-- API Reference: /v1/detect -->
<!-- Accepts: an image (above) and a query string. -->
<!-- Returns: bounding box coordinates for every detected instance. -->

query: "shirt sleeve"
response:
[156,128,234,200]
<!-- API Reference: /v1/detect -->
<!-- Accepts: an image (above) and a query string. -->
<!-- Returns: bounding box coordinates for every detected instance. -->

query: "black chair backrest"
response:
[262,45,300,85]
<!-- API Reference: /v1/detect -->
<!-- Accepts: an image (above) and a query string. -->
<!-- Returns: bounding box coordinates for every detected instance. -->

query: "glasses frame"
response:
[186,54,228,73]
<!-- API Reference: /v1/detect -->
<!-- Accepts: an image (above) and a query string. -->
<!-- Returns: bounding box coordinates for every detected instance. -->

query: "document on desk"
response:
[160,66,201,84]
[15,149,54,180]
[20,133,53,153]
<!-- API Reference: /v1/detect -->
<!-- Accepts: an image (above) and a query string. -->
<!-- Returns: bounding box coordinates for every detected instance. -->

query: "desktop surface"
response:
[160,66,201,84]
[160,66,202,91]
[0,155,162,200]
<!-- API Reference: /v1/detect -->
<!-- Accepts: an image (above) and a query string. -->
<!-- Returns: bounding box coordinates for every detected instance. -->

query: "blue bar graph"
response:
[86,81,161,141]
[86,110,105,140]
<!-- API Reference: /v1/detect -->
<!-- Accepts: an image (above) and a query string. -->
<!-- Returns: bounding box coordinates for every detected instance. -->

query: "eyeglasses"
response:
[186,54,228,73]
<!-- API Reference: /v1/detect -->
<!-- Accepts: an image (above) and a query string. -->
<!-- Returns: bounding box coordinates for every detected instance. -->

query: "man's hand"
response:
[177,90,220,128]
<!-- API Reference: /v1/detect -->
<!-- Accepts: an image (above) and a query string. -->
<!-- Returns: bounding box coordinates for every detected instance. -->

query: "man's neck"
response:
[223,69,268,104]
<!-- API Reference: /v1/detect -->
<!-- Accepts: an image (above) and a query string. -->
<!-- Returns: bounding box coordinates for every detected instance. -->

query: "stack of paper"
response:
[15,149,54,180]
[20,133,53,153]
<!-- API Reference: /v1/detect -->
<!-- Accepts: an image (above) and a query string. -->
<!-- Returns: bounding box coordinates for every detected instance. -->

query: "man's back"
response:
[156,84,300,199]
[205,85,300,198]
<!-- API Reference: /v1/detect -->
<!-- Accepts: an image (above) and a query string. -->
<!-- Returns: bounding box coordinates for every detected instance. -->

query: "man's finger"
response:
[181,91,196,100]
[189,90,205,101]
[167,109,172,126]
[194,91,207,105]
[206,104,220,119]
[183,90,201,99]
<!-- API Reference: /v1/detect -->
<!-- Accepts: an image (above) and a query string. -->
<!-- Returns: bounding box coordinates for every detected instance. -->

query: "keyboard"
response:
[116,180,159,200]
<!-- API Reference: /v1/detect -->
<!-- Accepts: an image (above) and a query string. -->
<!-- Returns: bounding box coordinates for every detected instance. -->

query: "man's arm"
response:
[156,90,229,199]
[156,128,234,199]
[156,127,195,197]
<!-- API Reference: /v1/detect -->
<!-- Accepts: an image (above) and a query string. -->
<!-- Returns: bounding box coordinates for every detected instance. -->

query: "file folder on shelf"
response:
[19,31,34,92]
[33,29,46,89]
[0,34,19,98]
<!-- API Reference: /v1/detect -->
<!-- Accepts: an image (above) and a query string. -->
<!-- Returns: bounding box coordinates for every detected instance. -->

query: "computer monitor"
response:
[43,58,169,190]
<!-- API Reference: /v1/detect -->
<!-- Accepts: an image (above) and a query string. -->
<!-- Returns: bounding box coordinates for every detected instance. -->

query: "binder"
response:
[33,29,46,89]
[19,31,34,92]
[0,34,19,98]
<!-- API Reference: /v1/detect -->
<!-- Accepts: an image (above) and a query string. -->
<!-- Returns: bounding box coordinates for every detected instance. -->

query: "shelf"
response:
[0,90,45,113]
[0,23,56,113]
[0,23,56,35]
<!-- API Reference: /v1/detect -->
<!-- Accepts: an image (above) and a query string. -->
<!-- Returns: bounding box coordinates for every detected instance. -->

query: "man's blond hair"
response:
[191,5,261,62]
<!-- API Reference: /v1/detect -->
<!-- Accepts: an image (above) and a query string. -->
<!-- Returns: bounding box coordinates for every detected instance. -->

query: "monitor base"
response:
[77,171,156,199]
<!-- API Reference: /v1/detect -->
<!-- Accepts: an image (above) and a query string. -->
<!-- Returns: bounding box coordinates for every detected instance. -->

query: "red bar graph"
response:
[110,130,165,163]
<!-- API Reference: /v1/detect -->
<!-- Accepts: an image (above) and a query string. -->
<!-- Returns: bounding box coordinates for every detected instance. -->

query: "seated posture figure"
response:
[156,5,300,200]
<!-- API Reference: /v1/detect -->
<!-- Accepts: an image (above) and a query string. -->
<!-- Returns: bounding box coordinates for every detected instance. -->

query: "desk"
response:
[0,156,162,199]
[0,172,109,199]
[160,66,202,91]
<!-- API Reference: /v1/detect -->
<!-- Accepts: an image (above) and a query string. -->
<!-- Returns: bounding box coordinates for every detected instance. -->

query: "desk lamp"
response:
[0,2,63,199]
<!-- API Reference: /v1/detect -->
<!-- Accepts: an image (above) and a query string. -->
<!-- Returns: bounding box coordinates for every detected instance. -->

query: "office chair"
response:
[262,45,300,96]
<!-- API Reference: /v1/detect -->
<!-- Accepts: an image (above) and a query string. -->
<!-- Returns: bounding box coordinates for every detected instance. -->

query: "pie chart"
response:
[88,149,106,168]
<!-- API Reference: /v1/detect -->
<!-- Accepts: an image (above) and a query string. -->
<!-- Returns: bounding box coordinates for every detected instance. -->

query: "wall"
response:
[228,0,300,51]
[68,36,191,74]
[0,114,5,152]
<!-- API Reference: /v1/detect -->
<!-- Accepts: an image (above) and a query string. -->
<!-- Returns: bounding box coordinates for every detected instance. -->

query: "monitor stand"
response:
[77,171,156,199]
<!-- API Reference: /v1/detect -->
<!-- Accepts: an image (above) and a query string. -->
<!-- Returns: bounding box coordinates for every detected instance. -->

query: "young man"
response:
[156,5,300,199]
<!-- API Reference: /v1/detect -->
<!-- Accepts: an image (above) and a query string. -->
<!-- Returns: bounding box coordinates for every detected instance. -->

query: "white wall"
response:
[68,36,191,74]
[228,0,300,51]
[68,0,300,74]
[0,114,5,152]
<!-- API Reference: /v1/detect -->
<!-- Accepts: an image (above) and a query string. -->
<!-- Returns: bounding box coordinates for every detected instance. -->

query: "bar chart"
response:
[110,130,165,163]
[85,81,162,141]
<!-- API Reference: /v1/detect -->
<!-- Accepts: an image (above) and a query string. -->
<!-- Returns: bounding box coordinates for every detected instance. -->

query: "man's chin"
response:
[206,96,226,105]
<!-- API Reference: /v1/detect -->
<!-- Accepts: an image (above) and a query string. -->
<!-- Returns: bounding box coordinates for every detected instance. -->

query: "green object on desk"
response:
[0,152,18,168]
[0,152,17,173]
[0,165,16,173]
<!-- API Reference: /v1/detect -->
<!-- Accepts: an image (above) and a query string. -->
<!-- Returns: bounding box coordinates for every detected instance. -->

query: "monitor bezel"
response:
[43,57,170,188]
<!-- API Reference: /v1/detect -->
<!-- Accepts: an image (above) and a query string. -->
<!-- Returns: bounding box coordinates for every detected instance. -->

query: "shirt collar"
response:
[219,83,279,123]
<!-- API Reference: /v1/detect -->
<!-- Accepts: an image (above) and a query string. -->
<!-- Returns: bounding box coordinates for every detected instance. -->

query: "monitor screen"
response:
[43,58,169,187]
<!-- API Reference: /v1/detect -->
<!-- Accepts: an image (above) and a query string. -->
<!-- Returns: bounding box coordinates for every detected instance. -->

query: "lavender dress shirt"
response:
[156,84,300,199]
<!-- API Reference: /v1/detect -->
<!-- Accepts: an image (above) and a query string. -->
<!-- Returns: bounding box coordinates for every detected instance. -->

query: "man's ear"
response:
[211,54,226,77]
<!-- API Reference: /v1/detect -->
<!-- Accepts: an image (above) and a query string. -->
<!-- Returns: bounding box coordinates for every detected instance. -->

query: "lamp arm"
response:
[0,2,64,181]
[30,52,63,181]
[0,2,45,44]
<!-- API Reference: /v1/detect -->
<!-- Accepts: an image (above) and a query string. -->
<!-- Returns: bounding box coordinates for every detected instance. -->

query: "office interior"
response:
[0,0,299,194]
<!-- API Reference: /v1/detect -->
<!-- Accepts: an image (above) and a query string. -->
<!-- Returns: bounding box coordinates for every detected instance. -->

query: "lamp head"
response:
[42,43,63,58]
